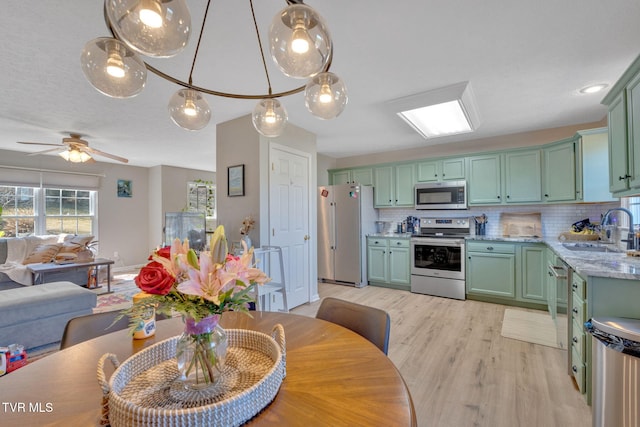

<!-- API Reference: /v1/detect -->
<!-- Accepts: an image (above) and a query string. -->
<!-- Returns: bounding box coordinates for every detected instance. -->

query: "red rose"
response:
[135,261,174,295]
[156,246,171,259]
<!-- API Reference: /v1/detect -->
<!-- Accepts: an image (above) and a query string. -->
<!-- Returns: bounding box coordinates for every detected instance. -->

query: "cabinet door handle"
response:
[486,247,494,251]
[572,308,579,314]
[572,337,578,343]
[572,365,578,374]
[544,194,549,197]
[497,195,501,199]
[619,174,631,180]
[374,241,379,244]
[507,195,510,199]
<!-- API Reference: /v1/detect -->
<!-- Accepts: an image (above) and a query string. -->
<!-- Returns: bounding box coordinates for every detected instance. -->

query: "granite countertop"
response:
[467,235,640,280]
[367,233,412,238]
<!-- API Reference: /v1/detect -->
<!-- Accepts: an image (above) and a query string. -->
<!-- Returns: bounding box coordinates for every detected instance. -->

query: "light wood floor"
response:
[291,283,592,427]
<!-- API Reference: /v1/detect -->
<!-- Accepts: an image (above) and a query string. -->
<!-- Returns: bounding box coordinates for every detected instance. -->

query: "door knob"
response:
[304,235,310,241]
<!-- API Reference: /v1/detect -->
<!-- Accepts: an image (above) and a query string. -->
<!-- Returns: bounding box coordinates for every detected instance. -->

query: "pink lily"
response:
[177,252,234,304]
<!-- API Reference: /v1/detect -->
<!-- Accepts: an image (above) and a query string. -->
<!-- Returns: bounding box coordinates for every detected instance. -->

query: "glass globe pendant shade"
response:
[80,37,147,98]
[104,0,191,58]
[305,72,348,119]
[59,149,92,163]
[168,89,211,131]
[269,4,332,79]
[252,99,288,137]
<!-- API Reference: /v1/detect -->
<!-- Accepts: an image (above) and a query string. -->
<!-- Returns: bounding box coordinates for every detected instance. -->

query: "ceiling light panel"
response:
[388,82,481,139]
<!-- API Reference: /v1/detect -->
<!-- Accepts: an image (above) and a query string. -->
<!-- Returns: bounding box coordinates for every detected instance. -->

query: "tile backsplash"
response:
[378,202,621,239]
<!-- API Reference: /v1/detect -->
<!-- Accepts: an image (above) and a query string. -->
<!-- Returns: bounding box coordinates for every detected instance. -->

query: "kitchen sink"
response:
[561,242,622,253]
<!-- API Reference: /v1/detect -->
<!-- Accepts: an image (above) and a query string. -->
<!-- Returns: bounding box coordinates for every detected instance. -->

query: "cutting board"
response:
[501,212,542,237]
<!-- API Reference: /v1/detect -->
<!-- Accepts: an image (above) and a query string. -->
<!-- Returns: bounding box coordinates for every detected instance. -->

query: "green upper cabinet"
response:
[395,163,416,206]
[417,161,439,182]
[373,166,394,207]
[543,140,576,202]
[331,170,351,185]
[576,128,616,202]
[601,53,640,196]
[373,164,415,207]
[417,158,466,182]
[468,154,502,205]
[608,92,630,193]
[329,168,373,186]
[505,150,542,203]
[627,72,640,189]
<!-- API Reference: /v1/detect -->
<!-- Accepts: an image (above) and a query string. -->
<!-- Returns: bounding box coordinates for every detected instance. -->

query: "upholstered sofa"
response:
[0,236,93,291]
[0,281,97,349]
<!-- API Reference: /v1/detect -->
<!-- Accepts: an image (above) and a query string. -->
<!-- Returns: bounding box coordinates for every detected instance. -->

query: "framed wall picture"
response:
[117,179,132,198]
[227,164,245,197]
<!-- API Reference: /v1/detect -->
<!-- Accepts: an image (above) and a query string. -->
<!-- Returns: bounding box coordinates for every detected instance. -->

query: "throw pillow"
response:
[22,243,62,264]
[69,234,95,247]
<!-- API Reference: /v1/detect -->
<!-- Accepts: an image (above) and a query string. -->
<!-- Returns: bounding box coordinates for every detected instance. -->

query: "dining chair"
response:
[315,297,391,355]
[59,311,170,349]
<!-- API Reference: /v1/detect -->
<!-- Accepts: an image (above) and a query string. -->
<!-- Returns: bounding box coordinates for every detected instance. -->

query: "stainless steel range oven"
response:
[410,217,470,300]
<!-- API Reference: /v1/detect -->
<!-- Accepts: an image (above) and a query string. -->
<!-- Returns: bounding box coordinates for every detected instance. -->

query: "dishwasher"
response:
[587,317,640,427]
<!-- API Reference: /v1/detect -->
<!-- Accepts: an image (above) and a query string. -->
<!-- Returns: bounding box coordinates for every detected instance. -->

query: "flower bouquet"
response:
[124,225,270,390]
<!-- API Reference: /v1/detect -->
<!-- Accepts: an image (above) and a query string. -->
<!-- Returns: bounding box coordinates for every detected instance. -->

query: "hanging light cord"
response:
[250,0,273,95]
[187,0,213,86]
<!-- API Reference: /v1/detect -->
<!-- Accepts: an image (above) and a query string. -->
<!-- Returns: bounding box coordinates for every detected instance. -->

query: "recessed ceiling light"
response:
[579,83,608,94]
[387,82,481,139]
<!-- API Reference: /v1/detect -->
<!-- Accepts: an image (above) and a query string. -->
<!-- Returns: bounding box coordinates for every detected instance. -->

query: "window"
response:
[44,188,94,235]
[0,186,36,237]
[621,197,640,230]
[0,185,96,237]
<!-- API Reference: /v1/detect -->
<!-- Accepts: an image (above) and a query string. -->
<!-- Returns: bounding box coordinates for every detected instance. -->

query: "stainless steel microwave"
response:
[415,181,467,210]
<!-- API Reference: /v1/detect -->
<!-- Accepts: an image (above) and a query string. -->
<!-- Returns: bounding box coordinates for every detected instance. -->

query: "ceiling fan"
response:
[17,133,129,164]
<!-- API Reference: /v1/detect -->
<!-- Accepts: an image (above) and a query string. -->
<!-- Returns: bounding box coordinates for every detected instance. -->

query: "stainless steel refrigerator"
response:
[318,184,378,287]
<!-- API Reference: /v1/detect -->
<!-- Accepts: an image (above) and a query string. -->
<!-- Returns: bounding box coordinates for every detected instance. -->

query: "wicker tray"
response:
[98,325,286,427]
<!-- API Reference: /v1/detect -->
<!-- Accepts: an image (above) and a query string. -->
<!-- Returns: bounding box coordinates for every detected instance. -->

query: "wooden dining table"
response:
[0,311,416,426]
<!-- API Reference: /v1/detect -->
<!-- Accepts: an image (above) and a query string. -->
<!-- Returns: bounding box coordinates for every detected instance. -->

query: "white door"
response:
[269,146,310,309]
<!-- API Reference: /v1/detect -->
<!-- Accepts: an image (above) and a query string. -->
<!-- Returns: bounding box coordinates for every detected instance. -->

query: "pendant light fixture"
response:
[268,3,332,79]
[252,99,288,137]
[81,0,347,135]
[104,0,192,58]
[168,89,211,131]
[80,38,147,98]
[304,72,348,119]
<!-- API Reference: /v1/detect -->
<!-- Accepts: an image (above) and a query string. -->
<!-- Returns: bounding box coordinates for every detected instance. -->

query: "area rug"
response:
[92,270,140,313]
[501,308,559,349]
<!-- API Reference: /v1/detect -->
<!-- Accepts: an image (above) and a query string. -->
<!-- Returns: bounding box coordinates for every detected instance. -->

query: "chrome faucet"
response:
[602,207,635,250]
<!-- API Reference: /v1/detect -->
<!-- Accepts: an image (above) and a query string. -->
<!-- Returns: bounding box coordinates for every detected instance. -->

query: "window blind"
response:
[0,165,102,189]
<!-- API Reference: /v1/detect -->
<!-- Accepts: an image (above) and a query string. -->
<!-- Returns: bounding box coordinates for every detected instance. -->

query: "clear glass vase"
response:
[176,315,228,390]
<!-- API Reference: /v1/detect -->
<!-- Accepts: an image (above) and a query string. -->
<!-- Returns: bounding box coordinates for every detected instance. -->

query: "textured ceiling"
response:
[1,0,640,171]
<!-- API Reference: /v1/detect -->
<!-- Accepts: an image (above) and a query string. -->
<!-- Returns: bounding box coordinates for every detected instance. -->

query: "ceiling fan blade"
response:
[83,146,129,163]
[17,141,65,147]
[26,147,64,155]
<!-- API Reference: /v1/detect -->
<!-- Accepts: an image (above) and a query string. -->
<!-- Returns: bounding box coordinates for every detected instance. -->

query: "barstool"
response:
[252,246,288,312]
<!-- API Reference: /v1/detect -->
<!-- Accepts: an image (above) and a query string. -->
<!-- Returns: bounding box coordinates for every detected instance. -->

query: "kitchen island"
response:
[467,235,640,405]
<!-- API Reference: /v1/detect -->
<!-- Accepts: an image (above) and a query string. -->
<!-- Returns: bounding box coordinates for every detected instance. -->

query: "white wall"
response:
[329,120,607,170]
[217,115,319,302]
[216,115,262,248]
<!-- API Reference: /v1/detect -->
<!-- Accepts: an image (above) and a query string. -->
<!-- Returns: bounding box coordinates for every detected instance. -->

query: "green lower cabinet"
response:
[467,252,515,297]
[519,245,546,302]
[466,241,547,309]
[367,237,410,290]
